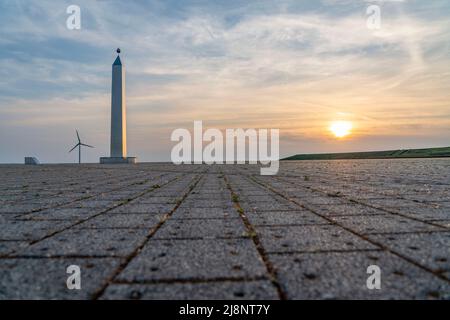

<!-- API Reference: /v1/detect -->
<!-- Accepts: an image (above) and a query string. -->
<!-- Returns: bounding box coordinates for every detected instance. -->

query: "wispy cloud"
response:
[0,0,449,162]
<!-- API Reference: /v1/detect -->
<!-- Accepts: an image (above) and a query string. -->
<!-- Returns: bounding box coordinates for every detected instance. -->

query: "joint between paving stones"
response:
[223,174,288,300]
[248,175,450,284]
[1,174,185,258]
[91,174,204,300]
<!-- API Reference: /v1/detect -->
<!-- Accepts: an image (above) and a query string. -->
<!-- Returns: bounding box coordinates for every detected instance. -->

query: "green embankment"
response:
[283,147,450,161]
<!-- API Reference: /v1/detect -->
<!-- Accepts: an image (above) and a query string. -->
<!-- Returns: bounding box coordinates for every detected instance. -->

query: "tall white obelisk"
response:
[100,49,137,164]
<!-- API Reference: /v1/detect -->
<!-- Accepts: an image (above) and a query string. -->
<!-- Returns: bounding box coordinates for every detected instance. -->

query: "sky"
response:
[0,0,449,163]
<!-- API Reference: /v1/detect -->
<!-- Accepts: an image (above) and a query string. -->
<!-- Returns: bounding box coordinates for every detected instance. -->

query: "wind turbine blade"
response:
[69,143,80,153]
[76,130,80,143]
[80,143,94,148]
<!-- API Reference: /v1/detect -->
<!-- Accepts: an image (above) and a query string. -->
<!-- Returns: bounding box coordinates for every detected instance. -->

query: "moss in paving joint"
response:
[242,230,257,239]
[222,175,287,300]
[327,191,341,197]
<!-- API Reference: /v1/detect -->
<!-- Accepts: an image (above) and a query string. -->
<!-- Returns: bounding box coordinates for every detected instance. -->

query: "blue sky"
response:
[1,0,450,163]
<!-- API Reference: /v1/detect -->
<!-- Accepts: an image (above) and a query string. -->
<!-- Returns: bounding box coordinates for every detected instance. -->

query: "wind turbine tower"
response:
[69,130,94,164]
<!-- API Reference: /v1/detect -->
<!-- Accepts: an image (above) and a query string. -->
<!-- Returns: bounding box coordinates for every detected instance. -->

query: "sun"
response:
[329,121,352,138]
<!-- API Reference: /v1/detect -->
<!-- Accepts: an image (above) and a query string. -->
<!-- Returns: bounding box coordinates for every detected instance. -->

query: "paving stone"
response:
[232,190,270,196]
[256,225,378,253]
[116,239,268,282]
[108,203,175,214]
[95,193,137,201]
[240,201,298,212]
[0,258,122,299]
[130,196,181,204]
[246,210,329,226]
[394,206,450,221]
[20,207,98,220]
[15,228,148,257]
[0,241,29,256]
[303,203,386,216]
[293,196,347,206]
[368,232,450,275]
[0,219,74,241]
[179,199,235,208]
[172,207,240,220]
[431,220,450,228]
[330,214,443,234]
[0,204,49,214]
[74,214,165,229]
[153,218,247,239]
[239,195,280,202]
[363,198,421,208]
[269,251,450,299]
[67,200,121,209]
[101,280,278,300]
[150,190,189,197]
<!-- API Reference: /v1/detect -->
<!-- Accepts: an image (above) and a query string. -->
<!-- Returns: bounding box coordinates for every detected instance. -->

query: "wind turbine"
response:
[69,130,94,164]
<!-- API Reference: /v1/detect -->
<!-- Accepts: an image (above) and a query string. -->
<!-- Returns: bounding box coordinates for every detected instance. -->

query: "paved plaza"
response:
[0,159,449,299]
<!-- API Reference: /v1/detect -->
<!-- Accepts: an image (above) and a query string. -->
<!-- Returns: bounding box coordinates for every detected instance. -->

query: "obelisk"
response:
[100,49,137,164]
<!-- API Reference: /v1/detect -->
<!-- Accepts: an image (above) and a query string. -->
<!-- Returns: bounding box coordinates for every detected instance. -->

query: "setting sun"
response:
[329,121,352,138]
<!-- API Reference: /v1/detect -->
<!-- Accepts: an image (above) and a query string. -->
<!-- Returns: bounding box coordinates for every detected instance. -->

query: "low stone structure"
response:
[24,157,40,165]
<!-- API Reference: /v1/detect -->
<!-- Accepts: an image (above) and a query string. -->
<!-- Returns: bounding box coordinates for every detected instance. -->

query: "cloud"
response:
[0,0,450,162]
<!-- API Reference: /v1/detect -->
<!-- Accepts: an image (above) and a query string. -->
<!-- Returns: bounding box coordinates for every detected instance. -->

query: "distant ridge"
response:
[283,146,450,160]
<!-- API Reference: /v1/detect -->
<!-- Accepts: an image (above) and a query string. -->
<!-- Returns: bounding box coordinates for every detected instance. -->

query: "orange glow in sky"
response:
[329,121,353,138]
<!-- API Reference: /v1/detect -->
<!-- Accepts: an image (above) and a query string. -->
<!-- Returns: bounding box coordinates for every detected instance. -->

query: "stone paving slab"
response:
[101,280,278,300]
[0,160,449,299]
[130,196,181,204]
[256,225,378,253]
[269,251,450,299]
[293,195,347,206]
[0,241,29,256]
[172,207,239,220]
[115,239,268,282]
[0,219,74,241]
[68,200,121,209]
[240,201,299,213]
[108,203,175,214]
[330,214,443,234]
[73,213,165,229]
[392,206,450,221]
[432,220,450,228]
[367,232,450,276]
[19,207,98,221]
[245,210,329,226]
[0,203,53,214]
[153,218,247,239]
[179,199,235,208]
[14,228,149,257]
[0,258,122,299]
[305,203,388,216]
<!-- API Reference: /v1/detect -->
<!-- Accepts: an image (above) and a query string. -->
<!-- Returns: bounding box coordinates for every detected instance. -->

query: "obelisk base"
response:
[100,157,137,164]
